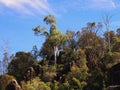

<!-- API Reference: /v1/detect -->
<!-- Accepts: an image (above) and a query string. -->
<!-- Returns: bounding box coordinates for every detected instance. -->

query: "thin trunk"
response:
[103,14,112,52]
[54,46,58,65]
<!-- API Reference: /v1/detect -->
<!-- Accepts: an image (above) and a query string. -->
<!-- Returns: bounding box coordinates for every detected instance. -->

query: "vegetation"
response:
[0,74,15,90]
[0,14,120,90]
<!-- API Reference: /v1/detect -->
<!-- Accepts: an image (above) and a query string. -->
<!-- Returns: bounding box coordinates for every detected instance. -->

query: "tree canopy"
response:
[1,14,120,90]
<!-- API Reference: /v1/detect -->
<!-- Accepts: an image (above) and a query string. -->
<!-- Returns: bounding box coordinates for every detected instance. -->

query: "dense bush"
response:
[22,77,51,90]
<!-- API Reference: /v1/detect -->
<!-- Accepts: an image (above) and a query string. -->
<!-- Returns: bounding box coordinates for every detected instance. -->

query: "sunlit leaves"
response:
[22,77,51,90]
[44,14,56,25]
[47,29,68,47]
[103,52,120,69]
[32,25,47,36]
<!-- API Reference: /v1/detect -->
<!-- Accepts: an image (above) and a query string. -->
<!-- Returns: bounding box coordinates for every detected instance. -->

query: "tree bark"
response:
[54,46,58,65]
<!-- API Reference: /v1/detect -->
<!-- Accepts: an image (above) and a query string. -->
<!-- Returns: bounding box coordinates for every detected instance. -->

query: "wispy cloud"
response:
[84,0,116,9]
[0,0,55,16]
[53,0,118,14]
[68,0,117,10]
[0,0,119,17]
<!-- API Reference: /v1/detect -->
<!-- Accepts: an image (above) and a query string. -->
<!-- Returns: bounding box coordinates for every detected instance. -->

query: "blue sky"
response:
[0,0,120,58]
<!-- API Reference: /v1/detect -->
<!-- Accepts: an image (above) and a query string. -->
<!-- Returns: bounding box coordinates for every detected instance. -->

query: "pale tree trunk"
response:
[103,14,112,52]
[54,46,58,65]
[3,52,9,74]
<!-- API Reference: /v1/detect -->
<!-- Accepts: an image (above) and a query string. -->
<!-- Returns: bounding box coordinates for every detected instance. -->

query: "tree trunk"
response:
[54,46,58,65]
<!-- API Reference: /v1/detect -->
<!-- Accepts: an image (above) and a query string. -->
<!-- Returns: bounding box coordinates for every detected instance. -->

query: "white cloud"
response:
[0,0,55,16]
[0,0,118,16]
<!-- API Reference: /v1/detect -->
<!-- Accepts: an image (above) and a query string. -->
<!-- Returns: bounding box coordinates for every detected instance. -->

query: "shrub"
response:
[22,77,51,90]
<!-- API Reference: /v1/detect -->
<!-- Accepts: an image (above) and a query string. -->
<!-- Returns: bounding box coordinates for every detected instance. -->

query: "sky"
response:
[0,0,120,59]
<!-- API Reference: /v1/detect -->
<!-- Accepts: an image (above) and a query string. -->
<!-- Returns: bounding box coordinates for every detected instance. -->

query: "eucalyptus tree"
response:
[66,30,81,50]
[111,28,120,52]
[104,31,116,51]
[78,22,104,70]
[33,14,68,65]
[103,14,113,52]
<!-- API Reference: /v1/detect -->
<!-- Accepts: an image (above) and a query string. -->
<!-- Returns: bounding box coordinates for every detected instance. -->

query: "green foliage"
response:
[3,15,120,90]
[61,81,70,90]
[50,80,59,90]
[43,14,56,25]
[86,67,106,90]
[33,15,68,65]
[48,29,68,47]
[112,36,120,52]
[72,77,87,90]
[32,25,47,36]
[103,52,120,69]
[42,65,56,82]
[66,64,88,90]
[22,77,51,90]
[0,74,15,90]
[7,52,37,82]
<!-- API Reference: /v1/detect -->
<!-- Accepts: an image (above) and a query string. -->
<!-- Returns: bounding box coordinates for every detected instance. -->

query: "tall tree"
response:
[104,30,115,52]
[33,14,67,65]
[103,14,112,52]
[78,22,105,66]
